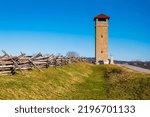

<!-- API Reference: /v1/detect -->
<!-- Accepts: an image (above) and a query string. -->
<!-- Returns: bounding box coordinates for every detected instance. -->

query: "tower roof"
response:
[94,14,110,20]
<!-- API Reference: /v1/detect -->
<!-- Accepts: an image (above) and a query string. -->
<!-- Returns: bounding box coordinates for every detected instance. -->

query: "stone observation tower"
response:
[94,14,110,64]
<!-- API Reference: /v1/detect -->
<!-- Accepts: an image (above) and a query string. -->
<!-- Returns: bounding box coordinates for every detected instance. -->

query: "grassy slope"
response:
[0,63,150,100]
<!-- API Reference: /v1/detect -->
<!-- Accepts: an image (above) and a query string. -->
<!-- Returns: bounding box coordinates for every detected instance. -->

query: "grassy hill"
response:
[0,62,150,100]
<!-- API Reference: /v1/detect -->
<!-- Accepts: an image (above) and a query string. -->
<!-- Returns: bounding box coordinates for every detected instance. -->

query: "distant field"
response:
[0,62,150,100]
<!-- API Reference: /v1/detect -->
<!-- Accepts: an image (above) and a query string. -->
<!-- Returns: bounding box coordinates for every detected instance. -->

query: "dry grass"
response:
[103,65,150,100]
[0,62,150,100]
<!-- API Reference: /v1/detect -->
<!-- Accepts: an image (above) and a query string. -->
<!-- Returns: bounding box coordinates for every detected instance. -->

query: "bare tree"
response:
[66,51,79,57]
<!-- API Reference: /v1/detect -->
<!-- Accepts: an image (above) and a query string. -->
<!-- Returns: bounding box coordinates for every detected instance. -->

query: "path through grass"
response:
[0,63,150,100]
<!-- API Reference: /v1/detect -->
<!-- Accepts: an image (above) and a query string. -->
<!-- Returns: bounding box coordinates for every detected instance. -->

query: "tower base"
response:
[95,60,109,65]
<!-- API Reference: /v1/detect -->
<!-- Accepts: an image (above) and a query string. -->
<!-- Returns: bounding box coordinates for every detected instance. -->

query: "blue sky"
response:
[0,0,150,61]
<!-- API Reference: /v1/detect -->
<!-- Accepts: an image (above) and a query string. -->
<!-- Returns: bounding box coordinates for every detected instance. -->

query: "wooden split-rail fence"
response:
[0,50,88,75]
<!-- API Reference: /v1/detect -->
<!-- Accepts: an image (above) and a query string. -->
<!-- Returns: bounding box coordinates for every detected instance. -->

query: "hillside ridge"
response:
[0,62,150,100]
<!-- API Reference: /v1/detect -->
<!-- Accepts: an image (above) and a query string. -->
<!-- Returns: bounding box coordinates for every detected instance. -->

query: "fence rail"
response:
[0,51,88,75]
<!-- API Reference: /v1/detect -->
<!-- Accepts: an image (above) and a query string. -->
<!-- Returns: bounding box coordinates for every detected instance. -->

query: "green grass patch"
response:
[0,63,150,100]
